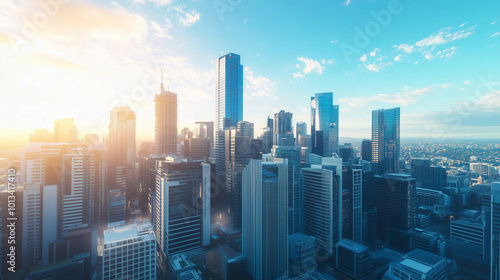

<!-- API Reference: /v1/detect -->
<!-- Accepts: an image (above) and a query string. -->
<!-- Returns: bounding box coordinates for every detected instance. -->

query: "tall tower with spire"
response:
[155,69,178,155]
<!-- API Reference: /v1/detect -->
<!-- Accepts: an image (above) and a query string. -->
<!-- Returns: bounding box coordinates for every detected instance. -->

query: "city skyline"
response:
[1,0,500,148]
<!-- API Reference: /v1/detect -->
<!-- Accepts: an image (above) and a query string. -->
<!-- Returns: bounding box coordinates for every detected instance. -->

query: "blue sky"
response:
[0,0,499,146]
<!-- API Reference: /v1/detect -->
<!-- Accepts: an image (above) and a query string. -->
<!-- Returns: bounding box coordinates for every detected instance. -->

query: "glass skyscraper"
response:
[215,53,243,226]
[310,92,339,157]
[371,107,400,175]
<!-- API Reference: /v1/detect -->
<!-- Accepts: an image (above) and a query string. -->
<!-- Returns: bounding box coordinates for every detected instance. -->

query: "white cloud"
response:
[359,54,367,62]
[395,43,414,54]
[416,26,475,47]
[370,48,380,57]
[464,80,471,85]
[151,20,173,39]
[244,67,278,100]
[490,32,500,38]
[440,83,451,89]
[394,54,403,62]
[331,39,339,44]
[133,0,172,6]
[296,57,324,74]
[460,23,465,27]
[293,72,304,79]
[174,7,201,27]
[366,64,379,72]
[340,86,434,108]
[345,0,351,6]
[492,20,498,25]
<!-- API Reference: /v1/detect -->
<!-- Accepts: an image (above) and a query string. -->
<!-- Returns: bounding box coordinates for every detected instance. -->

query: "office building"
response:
[54,118,78,143]
[155,72,177,155]
[361,139,372,162]
[339,143,354,163]
[195,121,214,147]
[296,121,307,139]
[371,107,400,175]
[262,116,274,154]
[382,249,449,280]
[373,174,416,243]
[310,92,339,157]
[189,137,211,160]
[102,220,156,280]
[274,110,294,146]
[288,233,315,277]
[155,159,210,256]
[336,239,373,280]
[108,106,136,200]
[242,159,288,280]
[492,182,500,280]
[108,189,126,223]
[411,158,447,190]
[272,145,302,234]
[29,128,54,143]
[302,157,342,256]
[343,165,363,244]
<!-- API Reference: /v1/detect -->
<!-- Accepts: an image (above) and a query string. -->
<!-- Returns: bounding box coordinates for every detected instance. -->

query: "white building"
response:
[102,220,156,280]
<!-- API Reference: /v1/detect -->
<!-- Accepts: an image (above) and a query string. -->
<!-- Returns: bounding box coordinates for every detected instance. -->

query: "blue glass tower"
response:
[215,53,243,226]
[310,92,339,157]
[371,107,400,175]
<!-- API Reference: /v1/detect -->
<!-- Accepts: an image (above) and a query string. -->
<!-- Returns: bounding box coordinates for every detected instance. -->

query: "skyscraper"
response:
[274,110,294,146]
[108,106,136,200]
[373,174,416,243]
[54,118,78,143]
[302,157,343,257]
[224,121,253,230]
[242,159,288,280]
[491,182,500,280]
[102,220,156,280]
[371,107,400,175]
[361,139,372,162]
[310,92,339,157]
[155,71,178,155]
[296,121,307,138]
[195,121,214,148]
[215,53,243,205]
[155,159,210,257]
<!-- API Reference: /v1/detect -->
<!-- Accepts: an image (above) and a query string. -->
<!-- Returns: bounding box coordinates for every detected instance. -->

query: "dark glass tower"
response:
[371,107,400,175]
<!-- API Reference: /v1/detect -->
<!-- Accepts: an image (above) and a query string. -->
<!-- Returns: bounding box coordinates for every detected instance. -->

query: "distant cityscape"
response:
[0,51,499,280]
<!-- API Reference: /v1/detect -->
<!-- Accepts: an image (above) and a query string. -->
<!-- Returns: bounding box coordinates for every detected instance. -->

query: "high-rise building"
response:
[371,107,400,175]
[108,189,126,223]
[262,116,274,154]
[339,143,354,163]
[108,106,136,200]
[155,72,178,155]
[20,143,107,228]
[296,121,307,139]
[215,53,243,210]
[155,159,210,256]
[102,220,156,280]
[242,159,288,280]
[189,137,211,160]
[373,174,416,243]
[361,139,372,162]
[336,239,373,280]
[54,118,78,143]
[302,157,342,256]
[343,165,363,244]
[274,110,294,146]
[271,146,301,234]
[310,92,339,157]
[491,182,500,280]
[29,129,54,143]
[411,158,447,190]
[195,121,214,147]
[288,233,315,277]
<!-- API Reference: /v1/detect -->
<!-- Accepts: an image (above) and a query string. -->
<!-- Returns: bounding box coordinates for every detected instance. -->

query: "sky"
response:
[0,0,499,148]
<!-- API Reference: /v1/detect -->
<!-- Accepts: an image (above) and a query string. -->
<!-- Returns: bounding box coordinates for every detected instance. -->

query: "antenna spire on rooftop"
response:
[160,68,165,93]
